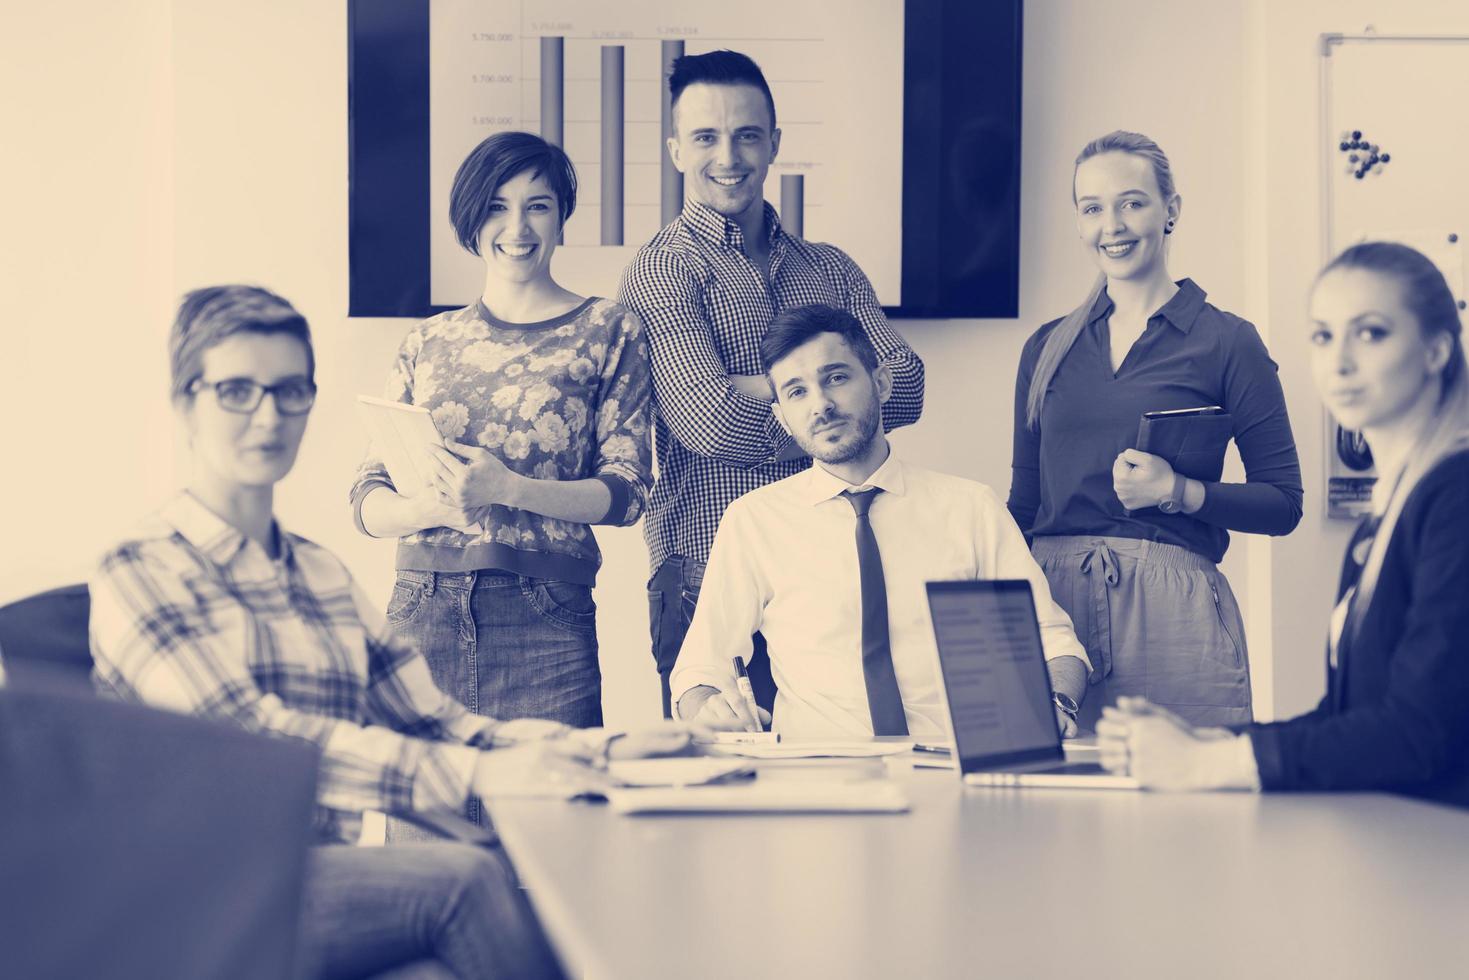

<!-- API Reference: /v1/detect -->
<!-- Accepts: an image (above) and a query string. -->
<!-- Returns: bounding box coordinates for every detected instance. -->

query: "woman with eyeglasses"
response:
[89,285,696,978]
[1098,242,1469,804]
[351,134,652,827]
[1009,131,1303,734]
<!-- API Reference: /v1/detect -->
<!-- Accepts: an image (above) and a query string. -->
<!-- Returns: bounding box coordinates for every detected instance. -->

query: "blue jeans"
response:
[387,570,601,830]
[647,556,774,719]
[295,842,563,979]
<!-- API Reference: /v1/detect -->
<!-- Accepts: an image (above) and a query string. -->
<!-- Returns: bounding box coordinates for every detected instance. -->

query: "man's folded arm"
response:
[619,250,795,467]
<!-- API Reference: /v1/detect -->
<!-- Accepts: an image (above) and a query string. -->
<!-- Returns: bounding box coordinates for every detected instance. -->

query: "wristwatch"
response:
[1157,472,1187,514]
[1051,692,1079,719]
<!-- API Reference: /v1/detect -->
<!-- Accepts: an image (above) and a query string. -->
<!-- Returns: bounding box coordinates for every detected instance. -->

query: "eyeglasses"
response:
[190,376,317,416]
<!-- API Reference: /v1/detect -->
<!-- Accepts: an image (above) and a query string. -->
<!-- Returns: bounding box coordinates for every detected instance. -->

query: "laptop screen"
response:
[925,580,1062,769]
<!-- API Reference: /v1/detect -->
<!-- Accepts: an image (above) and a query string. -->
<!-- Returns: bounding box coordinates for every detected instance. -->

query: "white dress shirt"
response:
[671,453,1089,737]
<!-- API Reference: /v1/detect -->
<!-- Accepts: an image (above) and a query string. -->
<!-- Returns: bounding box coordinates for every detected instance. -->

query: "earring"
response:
[1164,220,1175,235]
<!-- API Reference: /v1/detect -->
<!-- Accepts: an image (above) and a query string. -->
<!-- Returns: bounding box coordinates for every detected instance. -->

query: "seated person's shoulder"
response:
[1413,449,1469,509]
[93,513,188,580]
[904,463,1004,507]
[282,533,358,587]
[1436,447,1469,477]
[714,473,813,529]
[728,477,794,514]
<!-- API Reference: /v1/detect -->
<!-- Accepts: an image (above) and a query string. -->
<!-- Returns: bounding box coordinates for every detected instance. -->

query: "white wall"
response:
[2,3,176,598]
[12,0,1458,725]
[1257,0,1469,718]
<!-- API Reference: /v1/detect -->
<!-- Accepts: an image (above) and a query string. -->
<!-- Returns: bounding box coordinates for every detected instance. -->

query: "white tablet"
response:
[355,395,449,497]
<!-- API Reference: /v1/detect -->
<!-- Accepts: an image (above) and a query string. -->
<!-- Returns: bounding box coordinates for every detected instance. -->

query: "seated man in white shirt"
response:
[672,304,1091,738]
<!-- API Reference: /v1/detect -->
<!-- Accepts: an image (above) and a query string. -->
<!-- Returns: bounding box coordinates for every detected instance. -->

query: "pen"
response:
[731,656,764,733]
[912,743,951,756]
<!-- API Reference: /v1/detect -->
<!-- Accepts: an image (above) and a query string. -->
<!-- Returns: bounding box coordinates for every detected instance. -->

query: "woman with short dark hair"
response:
[352,133,654,832]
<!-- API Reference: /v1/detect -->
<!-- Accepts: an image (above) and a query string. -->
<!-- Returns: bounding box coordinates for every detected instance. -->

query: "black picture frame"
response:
[347,0,1022,319]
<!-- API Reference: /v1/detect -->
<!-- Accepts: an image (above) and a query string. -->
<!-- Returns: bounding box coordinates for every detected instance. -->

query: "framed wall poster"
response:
[348,0,1024,319]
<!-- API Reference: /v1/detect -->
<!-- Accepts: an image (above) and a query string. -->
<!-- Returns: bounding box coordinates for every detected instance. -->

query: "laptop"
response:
[924,580,1138,789]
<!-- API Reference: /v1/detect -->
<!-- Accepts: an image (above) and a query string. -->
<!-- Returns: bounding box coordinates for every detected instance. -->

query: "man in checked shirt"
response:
[618,50,926,716]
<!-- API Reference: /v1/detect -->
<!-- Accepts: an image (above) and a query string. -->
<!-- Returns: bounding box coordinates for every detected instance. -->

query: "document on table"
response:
[605,758,754,787]
[696,731,781,745]
[605,779,910,814]
[479,751,754,798]
[704,740,915,760]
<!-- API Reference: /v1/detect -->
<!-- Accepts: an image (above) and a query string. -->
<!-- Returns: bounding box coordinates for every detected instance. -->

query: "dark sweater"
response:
[1251,448,1469,808]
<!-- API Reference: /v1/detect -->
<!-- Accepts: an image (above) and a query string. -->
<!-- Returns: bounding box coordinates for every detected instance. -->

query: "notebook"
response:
[1135,405,1233,481]
[703,740,914,760]
[604,758,754,787]
[924,580,1138,790]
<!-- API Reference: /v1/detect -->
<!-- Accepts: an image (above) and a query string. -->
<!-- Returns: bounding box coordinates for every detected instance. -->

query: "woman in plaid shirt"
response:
[91,285,693,979]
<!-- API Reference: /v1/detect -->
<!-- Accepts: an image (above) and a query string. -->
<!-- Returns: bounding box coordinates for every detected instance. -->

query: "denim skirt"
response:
[1031,535,1253,730]
[386,569,603,728]
[385,569,601,833]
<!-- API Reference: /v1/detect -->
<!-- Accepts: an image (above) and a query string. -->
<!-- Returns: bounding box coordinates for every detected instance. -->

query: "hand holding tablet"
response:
[355,395,481,534]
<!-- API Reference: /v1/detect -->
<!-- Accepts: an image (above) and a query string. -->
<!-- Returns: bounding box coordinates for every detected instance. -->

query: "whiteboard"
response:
[1320,34,1469,518]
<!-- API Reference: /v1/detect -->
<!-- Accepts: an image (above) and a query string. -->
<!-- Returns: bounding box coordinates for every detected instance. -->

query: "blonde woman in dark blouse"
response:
[1009,131,1303,733]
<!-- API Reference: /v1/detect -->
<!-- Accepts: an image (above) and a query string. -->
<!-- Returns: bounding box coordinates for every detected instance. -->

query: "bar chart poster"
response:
[428,0,903,306]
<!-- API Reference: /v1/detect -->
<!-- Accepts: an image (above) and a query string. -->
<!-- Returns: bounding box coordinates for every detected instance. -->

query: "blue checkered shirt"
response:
[89,493,513,843]
[618,201,925,572]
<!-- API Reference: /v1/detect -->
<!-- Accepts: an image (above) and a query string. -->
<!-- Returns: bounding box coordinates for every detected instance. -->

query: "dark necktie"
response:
[843,488,908,736]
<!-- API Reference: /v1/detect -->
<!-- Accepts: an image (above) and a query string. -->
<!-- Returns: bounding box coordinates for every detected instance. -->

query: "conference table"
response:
[486,753,1469,980]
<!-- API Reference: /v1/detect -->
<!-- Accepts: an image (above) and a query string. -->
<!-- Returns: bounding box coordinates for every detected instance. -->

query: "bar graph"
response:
[427,0,902,306]
[780,174,804,239]
[599,45,624,246]
[538,36,563,147]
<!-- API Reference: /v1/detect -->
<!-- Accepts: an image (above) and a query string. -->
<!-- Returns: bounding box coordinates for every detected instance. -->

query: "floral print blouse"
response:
[351,297,653,586]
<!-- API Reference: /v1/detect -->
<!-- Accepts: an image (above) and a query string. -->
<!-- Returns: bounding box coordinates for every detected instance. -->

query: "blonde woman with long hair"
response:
[1009,131,1303,732]
[1100,242,1469,804]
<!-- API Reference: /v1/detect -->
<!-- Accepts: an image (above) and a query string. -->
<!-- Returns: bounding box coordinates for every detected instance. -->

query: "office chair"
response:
[0,685,320,980]
[0,582,495,849]
[0,584,93,689]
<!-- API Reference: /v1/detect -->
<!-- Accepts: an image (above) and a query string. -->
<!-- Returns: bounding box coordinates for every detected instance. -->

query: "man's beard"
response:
[801,398,882,465]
